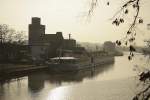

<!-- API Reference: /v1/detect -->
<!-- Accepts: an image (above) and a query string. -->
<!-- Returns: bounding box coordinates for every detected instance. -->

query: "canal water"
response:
[0,53,149,100]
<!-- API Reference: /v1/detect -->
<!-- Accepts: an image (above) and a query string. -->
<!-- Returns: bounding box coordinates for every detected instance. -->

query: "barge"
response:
[47,56,114,72]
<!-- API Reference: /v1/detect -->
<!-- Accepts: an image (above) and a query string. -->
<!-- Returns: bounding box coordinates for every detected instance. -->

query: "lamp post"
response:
[69,33,71,40]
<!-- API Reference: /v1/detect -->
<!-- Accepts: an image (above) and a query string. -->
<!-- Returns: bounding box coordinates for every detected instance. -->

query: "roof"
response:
[44,34,57,41]
[51,57,78,60]
[42,33,63,42]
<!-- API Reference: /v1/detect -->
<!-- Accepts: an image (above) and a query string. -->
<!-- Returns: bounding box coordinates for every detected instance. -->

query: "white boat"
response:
[47,57,80,72]
[47,56,114,72]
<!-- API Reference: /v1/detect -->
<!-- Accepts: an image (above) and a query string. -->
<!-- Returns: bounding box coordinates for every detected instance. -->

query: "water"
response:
[0,53,148,100]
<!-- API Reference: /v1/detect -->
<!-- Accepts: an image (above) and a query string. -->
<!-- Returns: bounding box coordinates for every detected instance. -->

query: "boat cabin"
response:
[50,57,78,64]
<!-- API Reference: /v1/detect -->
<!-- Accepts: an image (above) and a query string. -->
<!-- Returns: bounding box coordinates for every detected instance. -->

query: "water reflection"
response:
[2,54,144,100]
[27,63,114,92]
[28,73,45,92]
[46,63,114,83]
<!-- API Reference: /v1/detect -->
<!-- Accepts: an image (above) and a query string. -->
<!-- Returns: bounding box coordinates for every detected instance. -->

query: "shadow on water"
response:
[0,62,115,95]
[28,73,45,92]
[27,63,114,92]
[47,64,114,83]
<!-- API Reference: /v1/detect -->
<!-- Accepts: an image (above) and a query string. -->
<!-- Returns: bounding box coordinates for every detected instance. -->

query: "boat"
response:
[47,57,79,72]
[47,55,114,72]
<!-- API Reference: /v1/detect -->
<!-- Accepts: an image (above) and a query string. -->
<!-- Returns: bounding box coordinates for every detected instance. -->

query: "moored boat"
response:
[47,57,79,72]
[47,56,114,72]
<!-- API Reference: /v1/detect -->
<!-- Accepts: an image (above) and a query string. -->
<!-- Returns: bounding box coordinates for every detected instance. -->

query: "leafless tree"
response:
[0,24,27,62]
[0,24,27,44]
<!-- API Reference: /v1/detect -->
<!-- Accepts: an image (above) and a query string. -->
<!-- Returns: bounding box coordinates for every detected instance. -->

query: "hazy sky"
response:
[0,0,150,45]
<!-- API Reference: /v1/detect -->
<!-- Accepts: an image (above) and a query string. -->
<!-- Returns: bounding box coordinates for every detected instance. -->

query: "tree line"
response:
[0,24,28,63]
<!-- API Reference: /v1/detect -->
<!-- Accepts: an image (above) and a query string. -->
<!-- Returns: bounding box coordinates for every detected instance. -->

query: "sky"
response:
[0,0,150,45]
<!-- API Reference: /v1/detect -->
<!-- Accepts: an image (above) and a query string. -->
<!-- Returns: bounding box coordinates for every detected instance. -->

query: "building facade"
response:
[29,17,64,61]
[28,17,79,61]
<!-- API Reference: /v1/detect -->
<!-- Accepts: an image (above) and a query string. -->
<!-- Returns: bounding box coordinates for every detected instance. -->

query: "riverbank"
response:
[0,56,115,79]
[0,64,47,81]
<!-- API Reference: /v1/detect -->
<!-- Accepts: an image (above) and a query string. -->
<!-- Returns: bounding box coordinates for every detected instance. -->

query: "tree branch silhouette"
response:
[88,0,150,100]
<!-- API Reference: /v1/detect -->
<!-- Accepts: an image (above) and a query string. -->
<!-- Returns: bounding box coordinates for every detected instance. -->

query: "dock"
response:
[78,56,114,70]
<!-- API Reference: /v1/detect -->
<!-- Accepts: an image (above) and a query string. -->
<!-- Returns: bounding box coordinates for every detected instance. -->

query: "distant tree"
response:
[0,24,27,44]
[0,24,27,62]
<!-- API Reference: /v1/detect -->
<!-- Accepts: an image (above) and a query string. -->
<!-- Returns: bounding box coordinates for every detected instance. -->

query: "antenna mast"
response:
[69,33,71,40]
